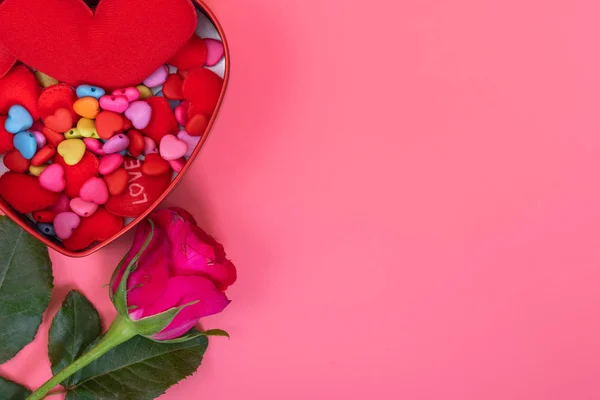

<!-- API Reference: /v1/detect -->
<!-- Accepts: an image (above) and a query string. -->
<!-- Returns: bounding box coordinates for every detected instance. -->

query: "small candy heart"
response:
[5,104,33,133]
[83,138,105,156]
[99,95,129,113]
[29,164,48,177]
[54,212,80,240]
[136,85,153,99]
[169,158,186,173]
[80,177,109,205]
[112,87,140,102]
[51,194,71,214]
[174,101,189,126]
[162,74,184,100]
[41,126,65,147]
[98,153,124,175]
[73,97,100,119]
[169,35,207,70]
[70,197,99,217]
[57,138,86,166]
[204,38,225,67]
[95,111,124,140]
[177,129,201,157]
[64,128,83,139]
[102,134,130,155]
[37,222,56,236]
[124,101,152,130]
[160,134,188,161]
[185,113,209,137]
[77,118,98,138]
[0,116,14,153]
[183,69,223,117]
[76,85,105,99]
[44,108,73,133]
[32,131,46,149]
[31,144,56,166]
[142,65,169,88]
[143,137,158,155]
[127,129,144,157]
[103,167,128,196]
[3,148,29,172]
[33,211,56,223]
[39,163,66,192]
[13,131,37,159]
[142,153,171,176]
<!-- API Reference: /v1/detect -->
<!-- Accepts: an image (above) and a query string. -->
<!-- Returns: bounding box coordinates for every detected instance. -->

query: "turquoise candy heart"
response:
[13,131,37,159]
[5,105,33,134]
[76,85,105,99]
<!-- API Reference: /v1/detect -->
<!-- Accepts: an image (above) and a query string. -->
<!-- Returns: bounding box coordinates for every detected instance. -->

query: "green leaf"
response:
[0,376,30,399]
[49,291,102,387]
[154,329,229,344]
[65,335,209,399]
[0,216,53,363]
[202,329,230,338]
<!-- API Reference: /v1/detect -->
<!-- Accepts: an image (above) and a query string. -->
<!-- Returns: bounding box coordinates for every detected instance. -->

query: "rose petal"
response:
[143,276,230,341]
[151,207,197,232]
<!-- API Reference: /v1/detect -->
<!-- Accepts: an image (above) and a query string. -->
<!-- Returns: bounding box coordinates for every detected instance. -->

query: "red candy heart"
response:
[0,172,60,213]
[140,97,178,144]
[0,116,15,154]
[185,113,209,137]
[104,167,129,196]
[3,149,30,173]
[41,126,65,148]
[126,129,144,157]
[162,74,184,100]
[32,210,56,223]
[142,153,171,176]
[183,68,223,117]
[0,0,197,88]
[44,108,73,133]
[0,65,41,119]
[63,207,124,251]
[53,151,99,199]
[38,83,77,120]
[96,111,124,140]
[105,157,171,217]
[168,35,208,70]
[31,145,56,167]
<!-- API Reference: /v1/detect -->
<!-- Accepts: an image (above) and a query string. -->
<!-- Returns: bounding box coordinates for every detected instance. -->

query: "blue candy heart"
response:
[37,222,56,236]
[5,105,33,134]
[76,85,105,99]
[13,131,37,160]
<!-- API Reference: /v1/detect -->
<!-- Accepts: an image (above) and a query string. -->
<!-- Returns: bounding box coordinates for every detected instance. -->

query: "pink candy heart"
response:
[51,194,71,213]
[143,65,169,88]
[112,87,140,102]
[99,95,129,113]
[80,177,109,205]
[160,134,188,161]
[124,101,152,129]
[39,164,66,193]
[54,212,81,240]
[169,158,186,173]
[32,131,46,149]
[143,136,158,155]
[177,129,200,158]
[174,101,189,126]
[204,38,225,67]
[98,153,124,175]
[83,138,106,156]
[70,197,99,217]
[102,134,130,154]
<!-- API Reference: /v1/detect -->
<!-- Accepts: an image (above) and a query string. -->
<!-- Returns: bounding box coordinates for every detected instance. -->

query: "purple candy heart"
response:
[177,129,200,158]
[124,101,152,130]
[142,65,169,88]
[102,134,130,154]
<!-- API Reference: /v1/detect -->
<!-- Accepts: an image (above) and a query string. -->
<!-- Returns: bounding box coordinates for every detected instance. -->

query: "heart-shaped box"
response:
[0,0,229,257]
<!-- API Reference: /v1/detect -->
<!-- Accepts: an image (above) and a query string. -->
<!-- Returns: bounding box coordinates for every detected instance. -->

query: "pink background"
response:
[3,0,600,398]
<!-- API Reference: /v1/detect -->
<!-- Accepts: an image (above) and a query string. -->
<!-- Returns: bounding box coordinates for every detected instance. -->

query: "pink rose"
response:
[111,208,237,340]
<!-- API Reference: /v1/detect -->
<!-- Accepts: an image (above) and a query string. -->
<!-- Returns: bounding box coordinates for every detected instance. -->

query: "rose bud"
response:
[111,207,237,341]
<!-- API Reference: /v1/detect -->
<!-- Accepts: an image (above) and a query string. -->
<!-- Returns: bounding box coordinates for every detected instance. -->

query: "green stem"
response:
[27,316,137,400]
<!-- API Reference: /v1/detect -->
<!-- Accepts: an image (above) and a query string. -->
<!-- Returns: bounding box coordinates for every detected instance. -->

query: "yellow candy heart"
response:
[64,128,83,139]
[136,85,153,99]
[77,118,98,138]
[29,164,48,177]
[57,139,86,166]
[34,71,58,88]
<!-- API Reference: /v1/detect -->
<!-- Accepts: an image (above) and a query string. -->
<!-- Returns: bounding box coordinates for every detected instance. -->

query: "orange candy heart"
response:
[103,167,128,196]
[73,97,100,119]
[44,107,73,133]
[96,111,124,140]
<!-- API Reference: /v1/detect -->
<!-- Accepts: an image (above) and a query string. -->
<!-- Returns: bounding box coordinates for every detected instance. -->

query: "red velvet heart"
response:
[0,43,15,78]
[0,0,197,88]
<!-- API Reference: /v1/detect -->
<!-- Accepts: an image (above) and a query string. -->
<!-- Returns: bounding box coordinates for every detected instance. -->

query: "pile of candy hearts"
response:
[0,23,225,251]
